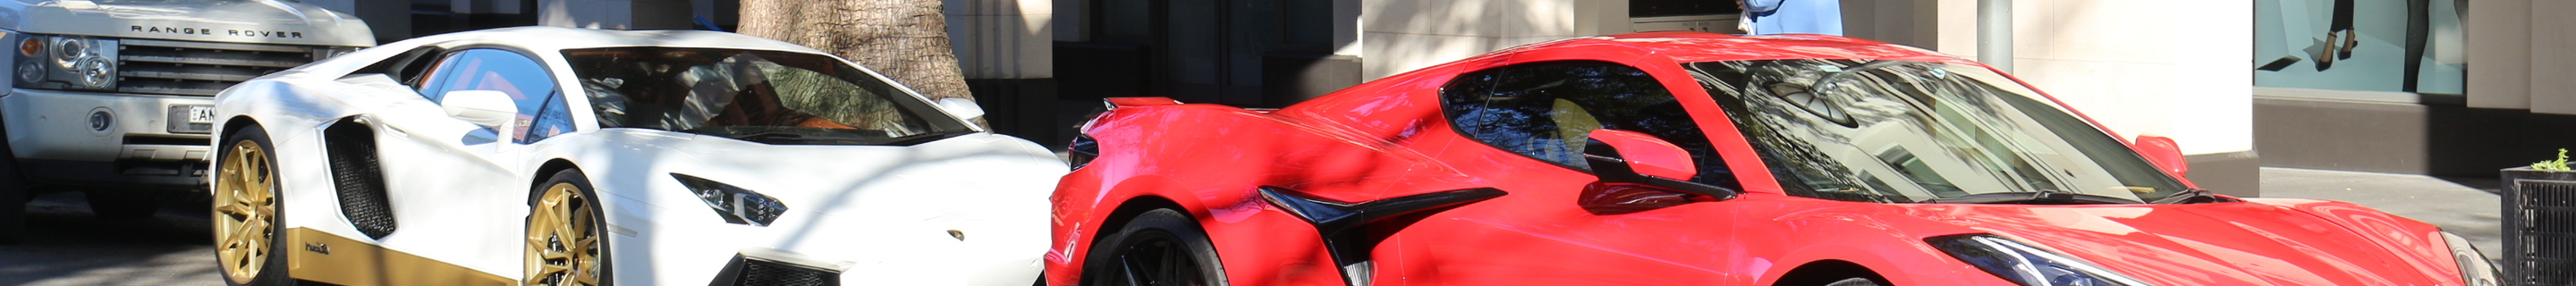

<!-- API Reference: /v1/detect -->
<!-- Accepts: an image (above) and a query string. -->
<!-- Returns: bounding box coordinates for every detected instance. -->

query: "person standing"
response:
[1738,0,1845,36]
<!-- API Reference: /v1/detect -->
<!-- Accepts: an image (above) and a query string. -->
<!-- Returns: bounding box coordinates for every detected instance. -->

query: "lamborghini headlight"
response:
[12,32,116,90]
[2441,231,2501,286]
[671,173,789,226]
[1928,234,2153,286]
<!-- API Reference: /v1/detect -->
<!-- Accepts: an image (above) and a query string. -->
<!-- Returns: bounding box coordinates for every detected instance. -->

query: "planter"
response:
[2502,166,2576,286]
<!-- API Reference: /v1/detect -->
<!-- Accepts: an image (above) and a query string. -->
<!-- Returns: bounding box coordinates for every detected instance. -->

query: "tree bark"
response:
[738,0,974,105]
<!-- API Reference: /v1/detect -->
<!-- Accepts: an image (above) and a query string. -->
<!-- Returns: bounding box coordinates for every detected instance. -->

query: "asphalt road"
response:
[0,167,2516,285]
[0,191,221,286]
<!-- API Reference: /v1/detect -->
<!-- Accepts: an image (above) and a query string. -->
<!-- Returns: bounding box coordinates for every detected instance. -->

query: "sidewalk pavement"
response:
[2257,167,2504,260]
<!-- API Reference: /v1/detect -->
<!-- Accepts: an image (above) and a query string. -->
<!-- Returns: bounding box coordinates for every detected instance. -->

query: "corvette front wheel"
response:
[1083,208,1228,286]
[526,170,610,286]
[1823,277,1883,286]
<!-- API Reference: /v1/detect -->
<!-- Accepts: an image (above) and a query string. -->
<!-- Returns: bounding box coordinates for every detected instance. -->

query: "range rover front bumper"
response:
[2,88,212,189]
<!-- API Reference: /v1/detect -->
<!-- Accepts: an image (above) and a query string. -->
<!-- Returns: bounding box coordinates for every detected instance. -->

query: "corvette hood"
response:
[1911,200,2457,286]
[4,0,374,46]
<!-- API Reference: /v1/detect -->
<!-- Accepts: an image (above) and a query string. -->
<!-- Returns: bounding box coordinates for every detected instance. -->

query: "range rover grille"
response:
[114,38,322,96]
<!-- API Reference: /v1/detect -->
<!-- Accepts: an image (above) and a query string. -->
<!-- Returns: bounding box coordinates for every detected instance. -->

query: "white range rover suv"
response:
[0,0,371,243]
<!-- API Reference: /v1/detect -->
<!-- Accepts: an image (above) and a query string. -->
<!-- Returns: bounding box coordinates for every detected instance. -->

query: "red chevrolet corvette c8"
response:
[1046,31,2500,286]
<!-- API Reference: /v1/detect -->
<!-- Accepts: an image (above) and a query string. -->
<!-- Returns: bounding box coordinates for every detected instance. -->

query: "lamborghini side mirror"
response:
[440,89,519,130]
[2132,135,2188,179]
[936,97,985,120]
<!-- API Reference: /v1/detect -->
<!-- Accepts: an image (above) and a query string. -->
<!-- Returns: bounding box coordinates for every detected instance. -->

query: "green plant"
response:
[2535,148,2572,172]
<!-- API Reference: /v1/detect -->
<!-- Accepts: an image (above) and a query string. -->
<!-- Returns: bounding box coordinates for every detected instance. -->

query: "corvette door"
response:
[1389,60,1749,284]
[364,48,575,273]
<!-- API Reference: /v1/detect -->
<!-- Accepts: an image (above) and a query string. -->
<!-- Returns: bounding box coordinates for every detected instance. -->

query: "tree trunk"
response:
[738,0,974,105]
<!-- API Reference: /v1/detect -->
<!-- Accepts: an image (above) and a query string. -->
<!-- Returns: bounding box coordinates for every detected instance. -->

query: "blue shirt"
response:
[1743,0,1844,36]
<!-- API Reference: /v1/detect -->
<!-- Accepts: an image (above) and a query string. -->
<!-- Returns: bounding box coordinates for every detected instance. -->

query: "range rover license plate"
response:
[167,105,214,134]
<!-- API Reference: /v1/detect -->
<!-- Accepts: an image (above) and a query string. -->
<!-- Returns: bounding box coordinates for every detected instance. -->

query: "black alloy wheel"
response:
[1822,277,1883,286]
[1083,208,1226,286]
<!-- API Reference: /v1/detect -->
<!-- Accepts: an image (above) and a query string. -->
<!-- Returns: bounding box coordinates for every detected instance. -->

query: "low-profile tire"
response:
[214,124,290,286]
[1822,277,1883,286]
[1082,208,1228,286]
[88,197,159,219]
[526,169,610,286]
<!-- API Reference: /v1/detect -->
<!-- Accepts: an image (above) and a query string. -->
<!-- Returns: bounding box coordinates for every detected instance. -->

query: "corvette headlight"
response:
[671,173,789,226]
[2440,231,2501,286]
[1928,234,2153,286]
[13,33,116,90]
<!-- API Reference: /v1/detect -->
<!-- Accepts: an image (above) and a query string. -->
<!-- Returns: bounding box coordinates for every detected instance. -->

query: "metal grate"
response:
[114,38,321,96]
[323,122,396,240]
[729,257,841,286]
[2511,176,2576,286]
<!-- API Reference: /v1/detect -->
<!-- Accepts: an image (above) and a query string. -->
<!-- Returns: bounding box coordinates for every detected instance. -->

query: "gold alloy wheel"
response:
[526,183,603,286]
[214,139,277,284]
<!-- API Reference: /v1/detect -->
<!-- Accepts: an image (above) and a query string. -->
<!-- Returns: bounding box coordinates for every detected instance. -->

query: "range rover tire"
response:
[1083,208,1228,286]
[89,197,159,219]
[0,121,26,244]
[526,169,610,286]
[214,124,290,285]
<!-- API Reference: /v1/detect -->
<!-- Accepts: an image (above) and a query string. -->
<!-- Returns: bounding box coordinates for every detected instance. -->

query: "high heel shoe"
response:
[2338,29,2357,59]
[2317,32,2339,71]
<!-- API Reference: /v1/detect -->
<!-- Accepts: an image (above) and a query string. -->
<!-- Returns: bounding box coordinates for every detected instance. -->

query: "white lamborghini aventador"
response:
[208,27,1064,286]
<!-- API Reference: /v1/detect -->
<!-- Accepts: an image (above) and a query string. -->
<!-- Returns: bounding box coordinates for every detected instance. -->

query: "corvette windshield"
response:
[563,47,972,145]
[1685,59,2188,204]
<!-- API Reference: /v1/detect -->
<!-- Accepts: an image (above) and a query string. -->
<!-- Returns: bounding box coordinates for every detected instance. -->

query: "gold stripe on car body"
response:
[287,228,515,286]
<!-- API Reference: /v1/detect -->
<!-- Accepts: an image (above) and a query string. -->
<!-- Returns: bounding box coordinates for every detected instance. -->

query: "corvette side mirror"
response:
[936,97,985,120]
[1581,130,1737,204]
[1586,130,1695,179]
[440,90,520,130]
[2131,135,2188,179]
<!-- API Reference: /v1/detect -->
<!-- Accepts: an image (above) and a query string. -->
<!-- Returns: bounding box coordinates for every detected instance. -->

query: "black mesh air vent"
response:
[710,256,841,286]
[2508,172,2576,286]
[323,120,396,240]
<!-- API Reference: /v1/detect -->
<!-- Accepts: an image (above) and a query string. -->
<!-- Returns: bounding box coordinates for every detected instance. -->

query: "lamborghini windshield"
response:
[1685,59,2190,204]
[564,47,973,145]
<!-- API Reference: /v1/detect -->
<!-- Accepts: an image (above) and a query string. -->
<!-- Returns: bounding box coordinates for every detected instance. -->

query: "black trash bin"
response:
[2503,167,2576,286]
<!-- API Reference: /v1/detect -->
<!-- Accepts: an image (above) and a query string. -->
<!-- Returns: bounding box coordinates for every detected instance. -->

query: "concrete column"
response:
[2467,0,2530,109]
[1360,0,1595,80]
[2529,1,2576,114]
[945,0,1053,80]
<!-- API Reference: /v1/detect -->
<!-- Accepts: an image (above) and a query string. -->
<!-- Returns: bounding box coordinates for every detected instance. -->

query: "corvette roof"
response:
[1508,31,1973,64]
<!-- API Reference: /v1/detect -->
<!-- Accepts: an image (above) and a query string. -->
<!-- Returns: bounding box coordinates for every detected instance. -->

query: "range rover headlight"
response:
[1928,234,2153,286]
[671,173,789,226]
[2441,231,2501,286]
[13,34,115,90]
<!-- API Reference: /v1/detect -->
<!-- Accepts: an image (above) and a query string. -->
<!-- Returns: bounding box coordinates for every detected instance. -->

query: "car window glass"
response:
[1686,59,2188,203]
[1439,61,1740,189]
[562,47,975,146]
[421,48,569,144]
